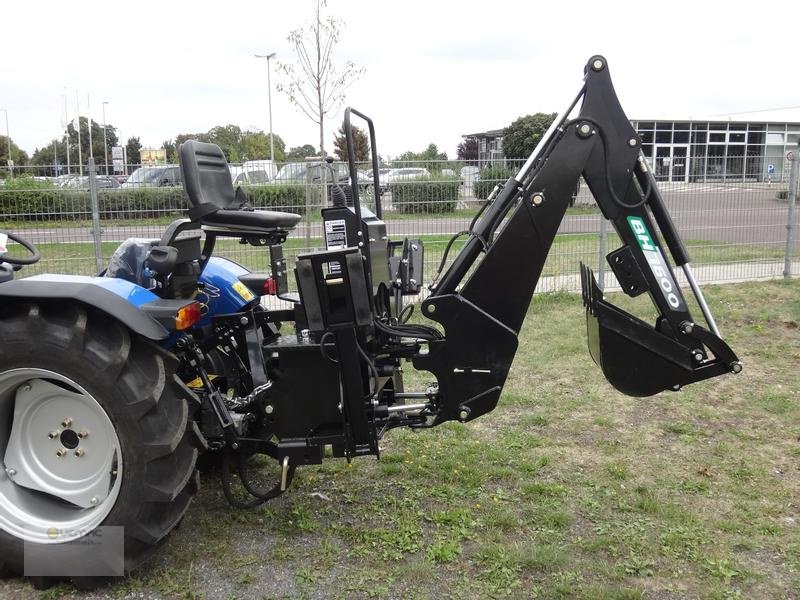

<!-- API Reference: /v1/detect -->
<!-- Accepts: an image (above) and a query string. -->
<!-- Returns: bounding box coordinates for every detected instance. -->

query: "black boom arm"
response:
[414,55,740,425]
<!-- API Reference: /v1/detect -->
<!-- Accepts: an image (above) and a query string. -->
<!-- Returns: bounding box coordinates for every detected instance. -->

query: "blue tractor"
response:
[0,57,740,585]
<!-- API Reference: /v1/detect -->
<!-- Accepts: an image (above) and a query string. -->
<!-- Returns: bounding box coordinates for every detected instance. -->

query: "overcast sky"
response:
[3,0,799,159]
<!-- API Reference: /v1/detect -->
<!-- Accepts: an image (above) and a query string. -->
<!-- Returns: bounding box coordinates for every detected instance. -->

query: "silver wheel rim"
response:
[0,368,122,545]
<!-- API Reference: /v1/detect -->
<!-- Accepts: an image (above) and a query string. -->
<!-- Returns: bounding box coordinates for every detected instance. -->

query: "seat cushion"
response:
[203,209,302,230]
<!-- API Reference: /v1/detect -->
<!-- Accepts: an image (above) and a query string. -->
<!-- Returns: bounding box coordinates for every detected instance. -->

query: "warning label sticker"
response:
[324,219,347,274]
[325,219,347,250]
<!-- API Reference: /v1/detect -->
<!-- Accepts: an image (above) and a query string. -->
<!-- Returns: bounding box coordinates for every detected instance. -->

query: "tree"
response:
[457,136,479,164]
[0,136,29,170]
[126,136,142,168]
[163,140,177,163]
[276,0,364,156]
[166,128,286,164]
[332,124,369,162]
[285,144,317,161]
[502,113,557,159]
[241,131,285,162]
[29,118,119,174]
[395,143,448,171]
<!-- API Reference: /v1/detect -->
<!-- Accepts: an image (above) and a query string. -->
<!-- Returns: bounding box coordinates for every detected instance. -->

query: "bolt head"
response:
[6,468,17,477]
[532,194,544,206]
[427,304,436,314]
[592,59,604,71]
[580,124,591,134]
[20,384,32,393]
[731,362,743,374]
[240,316,249,326]
[265,404,274,415]
[693,352,704,362]
[458,410,469,421]
[90,497,99,505]
[628,138,638,147]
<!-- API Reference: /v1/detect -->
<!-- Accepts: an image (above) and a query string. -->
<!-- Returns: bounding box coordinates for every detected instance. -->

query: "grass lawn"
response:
[15,230,786,283]
[7,279,798,599]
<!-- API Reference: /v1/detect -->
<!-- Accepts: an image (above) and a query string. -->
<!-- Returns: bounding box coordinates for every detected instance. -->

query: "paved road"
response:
[11,183,798,250]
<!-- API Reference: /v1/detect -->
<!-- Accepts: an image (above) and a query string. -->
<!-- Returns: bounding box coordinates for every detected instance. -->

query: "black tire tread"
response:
[0,302,206,584]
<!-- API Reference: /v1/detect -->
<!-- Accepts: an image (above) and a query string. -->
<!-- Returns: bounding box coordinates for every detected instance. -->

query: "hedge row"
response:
[0,185,314,221]
[388,178,460,214]
[473,166,514,200]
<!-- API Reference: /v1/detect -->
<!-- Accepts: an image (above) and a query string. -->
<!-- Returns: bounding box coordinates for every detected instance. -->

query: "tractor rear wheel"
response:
[0,302,204,583]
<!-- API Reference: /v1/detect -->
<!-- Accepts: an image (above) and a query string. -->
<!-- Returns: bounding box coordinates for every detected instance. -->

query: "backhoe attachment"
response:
[419,55,741,415]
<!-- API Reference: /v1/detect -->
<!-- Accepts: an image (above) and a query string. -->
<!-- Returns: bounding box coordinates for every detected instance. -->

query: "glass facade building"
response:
[631,120,800,183]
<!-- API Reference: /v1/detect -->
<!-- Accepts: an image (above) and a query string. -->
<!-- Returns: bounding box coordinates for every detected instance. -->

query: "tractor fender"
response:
[0,274,170,340]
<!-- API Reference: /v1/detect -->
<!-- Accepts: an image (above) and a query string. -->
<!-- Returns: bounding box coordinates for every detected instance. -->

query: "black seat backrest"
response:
[180,140,235,220]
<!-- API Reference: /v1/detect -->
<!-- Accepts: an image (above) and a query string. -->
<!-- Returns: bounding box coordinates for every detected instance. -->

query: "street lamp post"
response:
[102,101,110,175]
[254,52,277,168]
[1,109,12,179]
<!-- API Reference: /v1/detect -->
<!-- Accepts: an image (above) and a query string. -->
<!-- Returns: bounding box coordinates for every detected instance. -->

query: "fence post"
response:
[783,144,799,279]
[597,216,607,291]
[88,157,103,274]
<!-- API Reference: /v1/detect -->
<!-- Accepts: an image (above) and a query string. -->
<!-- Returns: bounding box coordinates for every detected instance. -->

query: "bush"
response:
[242,184,314,215]
[473,166,513,200]
[0,184,314,221]
[389,176,460,214]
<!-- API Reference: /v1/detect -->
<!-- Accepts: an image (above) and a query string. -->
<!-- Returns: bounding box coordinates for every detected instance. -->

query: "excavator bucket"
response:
[581,263,710,397]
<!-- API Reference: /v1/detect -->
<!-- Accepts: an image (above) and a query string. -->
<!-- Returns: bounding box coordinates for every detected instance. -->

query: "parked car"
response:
[60,175,120,190]
[365,168,392,192]
[121,166,182,188]
[387,167,430,183]
[460,166,480,185]
[274,161,350,184]
[230,165,271,186]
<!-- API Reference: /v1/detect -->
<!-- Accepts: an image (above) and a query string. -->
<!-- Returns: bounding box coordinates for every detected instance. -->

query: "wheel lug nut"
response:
[48,431,59,439]
[74,449,85,457]
[56,449,67,457]
[78,431,89,439]
[62,418,73,428]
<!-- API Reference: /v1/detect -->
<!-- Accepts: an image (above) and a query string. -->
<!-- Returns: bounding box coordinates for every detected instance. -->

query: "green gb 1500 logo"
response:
[627,216,685,311]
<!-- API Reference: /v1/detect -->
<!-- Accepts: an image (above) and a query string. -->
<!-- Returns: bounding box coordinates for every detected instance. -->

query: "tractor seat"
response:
[180,140,301,232]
